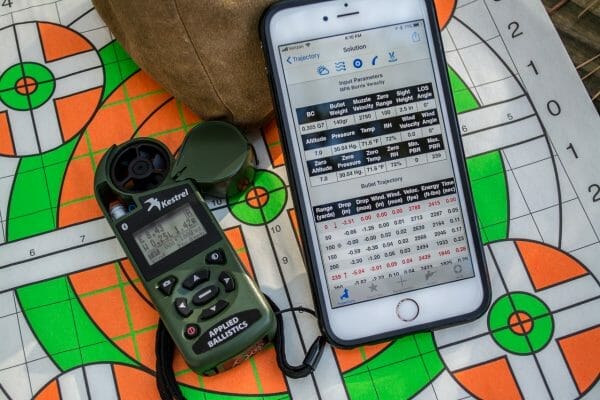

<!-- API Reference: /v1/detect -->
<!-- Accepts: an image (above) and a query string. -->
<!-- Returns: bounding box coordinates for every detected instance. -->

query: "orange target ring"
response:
[434,0,456,29]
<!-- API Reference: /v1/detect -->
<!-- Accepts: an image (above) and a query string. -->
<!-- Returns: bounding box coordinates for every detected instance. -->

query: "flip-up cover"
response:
[173,121,250,185]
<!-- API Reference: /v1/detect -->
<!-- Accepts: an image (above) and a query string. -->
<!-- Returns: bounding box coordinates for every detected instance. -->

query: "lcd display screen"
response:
[133,203,207,266]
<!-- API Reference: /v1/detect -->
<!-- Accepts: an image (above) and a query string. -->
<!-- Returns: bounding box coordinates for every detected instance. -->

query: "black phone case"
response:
[260,0,491,348]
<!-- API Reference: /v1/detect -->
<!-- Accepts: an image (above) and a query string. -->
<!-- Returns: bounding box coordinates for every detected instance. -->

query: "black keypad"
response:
[182,270,210,290]
[218,271,235,292]
[206,249,226,265]
[192,285,220,306]
[158,276,177,296]
[174,297,193,318]
[184,323,200,339]
[200,300,229,320]
[167,248,236,324]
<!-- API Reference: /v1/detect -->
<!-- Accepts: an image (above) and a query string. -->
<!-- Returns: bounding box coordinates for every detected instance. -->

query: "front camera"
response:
[323,16,329,21]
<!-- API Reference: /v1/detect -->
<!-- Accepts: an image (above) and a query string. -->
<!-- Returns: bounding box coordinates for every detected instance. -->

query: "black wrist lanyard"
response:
[266,296,328,379]
[156,295,326,400]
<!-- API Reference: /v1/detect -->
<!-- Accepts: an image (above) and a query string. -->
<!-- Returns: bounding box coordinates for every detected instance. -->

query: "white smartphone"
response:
[260,0,490,347]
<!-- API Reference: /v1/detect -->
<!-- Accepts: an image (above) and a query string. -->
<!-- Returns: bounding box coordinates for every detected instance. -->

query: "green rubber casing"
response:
[94,122,276,375]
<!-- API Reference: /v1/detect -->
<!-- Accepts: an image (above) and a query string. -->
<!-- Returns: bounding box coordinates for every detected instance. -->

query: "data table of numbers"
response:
[296,83,474,305]
[313,179,472,304]
[296,82,446,187]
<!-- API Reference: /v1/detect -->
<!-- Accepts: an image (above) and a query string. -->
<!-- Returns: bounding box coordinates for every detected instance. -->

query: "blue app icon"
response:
[340,288,350,300]
[335,61,346,71]
[317,65,330,76]
[353,58,363,69]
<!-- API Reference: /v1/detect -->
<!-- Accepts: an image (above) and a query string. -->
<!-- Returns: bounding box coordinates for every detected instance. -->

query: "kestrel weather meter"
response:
[94,121,276,375]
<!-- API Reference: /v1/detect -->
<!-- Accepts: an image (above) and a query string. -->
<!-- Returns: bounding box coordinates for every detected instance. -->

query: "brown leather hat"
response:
[92,0,275,127]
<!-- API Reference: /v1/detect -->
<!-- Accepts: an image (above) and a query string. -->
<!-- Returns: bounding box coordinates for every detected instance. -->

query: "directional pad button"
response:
[182,270,210,290]
[200,300,229,320]
[218,272,235,292]
[174,297,193,318]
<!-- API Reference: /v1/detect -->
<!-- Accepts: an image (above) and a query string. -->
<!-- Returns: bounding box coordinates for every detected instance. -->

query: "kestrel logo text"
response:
[144,188,190,212]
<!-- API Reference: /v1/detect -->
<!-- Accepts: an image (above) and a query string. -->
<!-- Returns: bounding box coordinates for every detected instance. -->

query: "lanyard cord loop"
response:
[265,296,327,379]
[156,319,186,400]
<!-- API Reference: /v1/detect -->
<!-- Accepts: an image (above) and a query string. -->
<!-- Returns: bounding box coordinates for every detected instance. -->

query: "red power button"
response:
[184,323,200,339]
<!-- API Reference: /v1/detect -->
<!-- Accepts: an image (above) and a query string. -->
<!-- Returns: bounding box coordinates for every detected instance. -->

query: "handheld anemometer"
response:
[94,121,276,375]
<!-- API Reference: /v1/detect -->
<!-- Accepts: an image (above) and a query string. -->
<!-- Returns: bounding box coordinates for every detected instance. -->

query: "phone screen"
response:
[278,19,475,308]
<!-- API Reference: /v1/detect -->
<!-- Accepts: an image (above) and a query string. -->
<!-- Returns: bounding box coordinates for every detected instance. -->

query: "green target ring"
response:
[0,63,55,110]
[227,170,287,225]
[488,292,553,355]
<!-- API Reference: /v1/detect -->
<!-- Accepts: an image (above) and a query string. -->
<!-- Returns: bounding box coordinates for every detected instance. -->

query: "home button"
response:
[396,298,419,322]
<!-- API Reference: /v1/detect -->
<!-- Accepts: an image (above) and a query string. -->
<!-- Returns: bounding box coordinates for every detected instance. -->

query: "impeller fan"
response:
[110,140,171,193]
